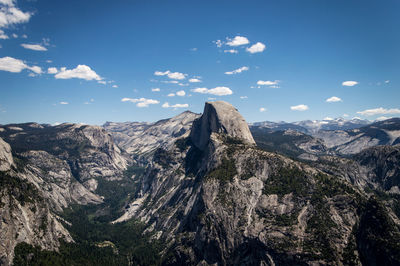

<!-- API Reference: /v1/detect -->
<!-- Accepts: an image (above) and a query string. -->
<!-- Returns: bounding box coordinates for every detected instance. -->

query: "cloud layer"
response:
[357,107,400,116]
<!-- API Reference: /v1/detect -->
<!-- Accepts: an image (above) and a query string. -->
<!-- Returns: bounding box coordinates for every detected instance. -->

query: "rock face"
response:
[0,137,13,171]
[0,122,132,265]
[190,101,255,150]
[104,111,200,157]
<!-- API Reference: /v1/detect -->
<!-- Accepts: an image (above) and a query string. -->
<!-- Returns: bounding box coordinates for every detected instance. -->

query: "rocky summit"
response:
[190,101,255,150]
[1,102,400,265]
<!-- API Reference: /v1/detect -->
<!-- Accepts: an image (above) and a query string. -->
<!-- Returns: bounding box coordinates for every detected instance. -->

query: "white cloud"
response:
[21,33,26,38]
[356,107,400,116]
[385,80,390,84]
[192,86,233,96]
[0,56,27,72]
[112,84,118,88]
[224,49,238,54]
[176,90,185,96]
[291,104,309,111]
[323,117,334,121]
[0,0,14,6]
[46,60,52,63]
[342,81,358,86]
[162,102,189,108]
[151,88,160,92]
[28,65,41,74]
[240,96,248,99]
[326,96,342,103]
[259,107,266,112]
[98,80,107,85]
[190,48,197,51]
[154,70,169,76]
[257,80,279,86]
[167,93,175,97]
[214,40,223,48]
[375,116,392,121]
[226,36,249,46]
[47,67,58,74]
[161,80,179,84]
[189,78,201,83]
[121,97,159,107]
[168,72,186,80]
[21,43,47,51]
[0,1,32,28]
[208,97,216,101]
[60,101,68,105]
[55,65,102,81]
[0,29,8,39]
[0,56,41,74]
[154,70,186,80]
[343,114,349,117]
[225,66,249,75]
[246,42,266,53]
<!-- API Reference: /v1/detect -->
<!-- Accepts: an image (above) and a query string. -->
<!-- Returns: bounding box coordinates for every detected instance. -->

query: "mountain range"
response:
[1,101,400,265]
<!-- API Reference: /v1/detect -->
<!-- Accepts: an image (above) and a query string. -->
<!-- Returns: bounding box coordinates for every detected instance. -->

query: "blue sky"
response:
[0,0,399,125]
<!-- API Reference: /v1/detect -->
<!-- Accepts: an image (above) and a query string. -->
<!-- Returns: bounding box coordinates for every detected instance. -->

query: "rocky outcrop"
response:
[0,171,73,266]
[190,101,255,150]
[0,122,132,264]
[0,137,13,171]
[104,111,200,157]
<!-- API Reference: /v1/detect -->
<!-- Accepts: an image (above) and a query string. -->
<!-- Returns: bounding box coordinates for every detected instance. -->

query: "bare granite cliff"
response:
[190,101,255,150]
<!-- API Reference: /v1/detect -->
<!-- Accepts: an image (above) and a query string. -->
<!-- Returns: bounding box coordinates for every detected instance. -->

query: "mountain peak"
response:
[190,101,255,150]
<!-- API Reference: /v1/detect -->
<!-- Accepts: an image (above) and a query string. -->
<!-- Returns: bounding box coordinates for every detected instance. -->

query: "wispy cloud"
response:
[151,88,160,92]
[167,93,175,97]
[225,66,249,75]
[0,29,8,39]
[54,65,102,81]
[121,97,159,107]
[59,101,68,105]
[291,104,309,111]
[257,80,279,86]
[342,81,358,86]
[162,102,189,108]
[189,78,201,83]
[192,86,233,96]
[326,96,342,103]
[21,43,47,51]
[154,70,186,80]
[259,107,266,112]
[240,96,248,99]
[246,42,266,53]
[224,49,238,54]
[357,107,400,116]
